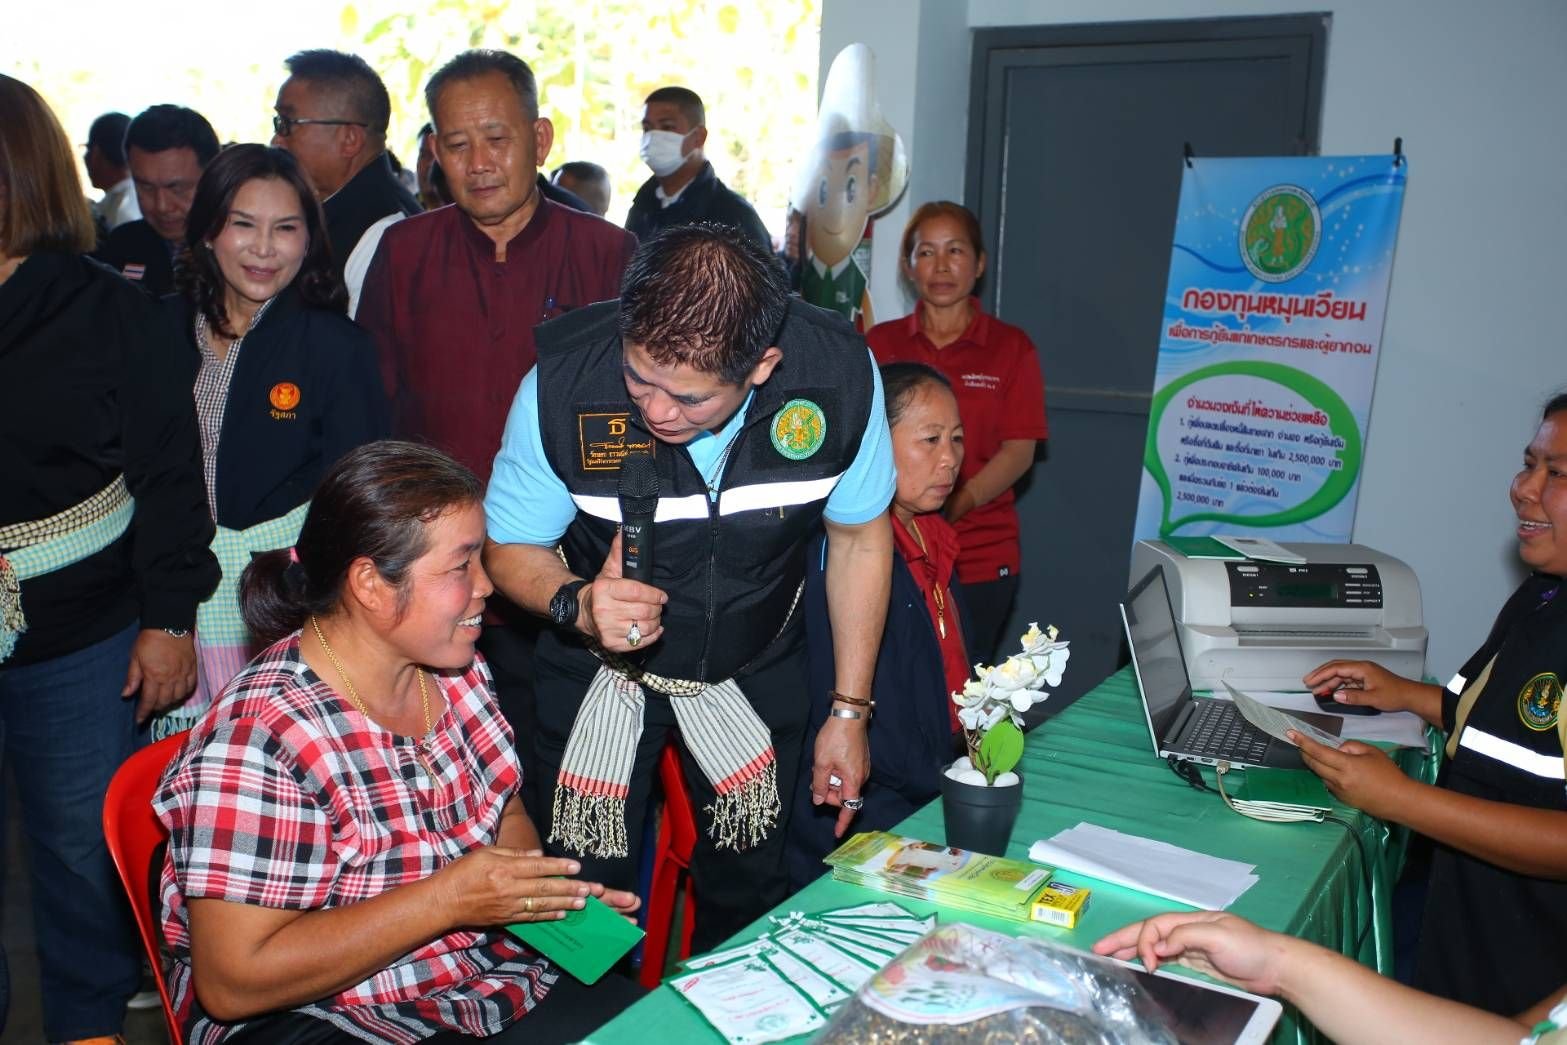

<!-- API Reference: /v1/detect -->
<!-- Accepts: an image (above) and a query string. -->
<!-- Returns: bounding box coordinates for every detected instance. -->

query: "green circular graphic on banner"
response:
[1143,361,1363,537]
[1240,184,1321,283]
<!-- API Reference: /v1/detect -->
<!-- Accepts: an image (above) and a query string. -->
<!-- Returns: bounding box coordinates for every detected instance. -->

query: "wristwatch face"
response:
[549,583,580,625]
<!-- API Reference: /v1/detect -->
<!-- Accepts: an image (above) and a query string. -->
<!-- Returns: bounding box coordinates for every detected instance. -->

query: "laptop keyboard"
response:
[1184,701,1270,763]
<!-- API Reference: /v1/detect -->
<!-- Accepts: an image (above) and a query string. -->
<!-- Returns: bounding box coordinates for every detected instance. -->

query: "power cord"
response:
[1168,758,1377,953]
[1322,813,1378,956]
[1166,756,1211,792]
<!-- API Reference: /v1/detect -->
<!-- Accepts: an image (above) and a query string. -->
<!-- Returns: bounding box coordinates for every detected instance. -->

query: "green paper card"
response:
[1165,536,1245,560]
[1235,768,1334,808]
[507,894,645,985]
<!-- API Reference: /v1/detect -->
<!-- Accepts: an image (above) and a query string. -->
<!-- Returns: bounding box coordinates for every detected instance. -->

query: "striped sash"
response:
[0,477,134,662]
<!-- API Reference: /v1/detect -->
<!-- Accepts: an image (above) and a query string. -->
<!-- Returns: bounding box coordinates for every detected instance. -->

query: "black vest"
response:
[535,298,877,682]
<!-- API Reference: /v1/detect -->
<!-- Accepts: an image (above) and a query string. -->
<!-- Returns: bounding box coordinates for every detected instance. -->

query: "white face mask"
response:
[640,129,691,178]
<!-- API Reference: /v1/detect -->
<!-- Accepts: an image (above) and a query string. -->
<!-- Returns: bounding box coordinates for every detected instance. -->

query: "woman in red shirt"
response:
[867,201,1047,663]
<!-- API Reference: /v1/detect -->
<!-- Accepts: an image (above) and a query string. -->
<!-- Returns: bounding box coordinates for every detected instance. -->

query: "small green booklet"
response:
[1234,768,1334,809]
[1165,536,1246,560]
[508,894,645,985]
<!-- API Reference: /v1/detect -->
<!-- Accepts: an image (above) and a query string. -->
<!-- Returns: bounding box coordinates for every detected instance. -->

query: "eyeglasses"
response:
[272,114,369,137]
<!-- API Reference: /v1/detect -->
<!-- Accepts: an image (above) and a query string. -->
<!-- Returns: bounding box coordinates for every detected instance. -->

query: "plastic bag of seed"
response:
[817,923,1179,1045]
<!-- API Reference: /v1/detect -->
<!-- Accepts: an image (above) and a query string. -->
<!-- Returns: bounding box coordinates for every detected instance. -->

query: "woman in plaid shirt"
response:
[155,442,642,1043]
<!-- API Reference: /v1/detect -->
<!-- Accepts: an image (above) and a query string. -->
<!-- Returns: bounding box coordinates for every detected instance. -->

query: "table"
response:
[586,666,1440,1045]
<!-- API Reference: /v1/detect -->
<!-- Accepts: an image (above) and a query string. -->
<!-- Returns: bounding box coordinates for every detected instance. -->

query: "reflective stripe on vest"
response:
[570,493,711,524]
[1458,726,1567,781]
[719,474,844,517]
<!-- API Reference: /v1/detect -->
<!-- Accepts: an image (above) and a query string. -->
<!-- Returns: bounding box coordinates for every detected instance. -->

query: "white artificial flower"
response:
[1033,645,1071,687]
[1009,690,1036,713]
[1018,622,1059,655]
[952,678,988,708]
[987,657,1039,693]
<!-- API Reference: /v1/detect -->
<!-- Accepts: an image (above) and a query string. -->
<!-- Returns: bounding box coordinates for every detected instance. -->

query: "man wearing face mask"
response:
[625,86,771,252]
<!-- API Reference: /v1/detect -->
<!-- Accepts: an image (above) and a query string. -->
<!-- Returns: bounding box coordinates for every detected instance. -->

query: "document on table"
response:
[1028,822,1258,910]
[1210,687,1429,748]
[1223,681,1345,750]
[670,900,934,1043]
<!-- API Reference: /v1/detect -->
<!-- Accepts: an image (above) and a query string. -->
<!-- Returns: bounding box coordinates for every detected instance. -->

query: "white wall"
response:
[821,0,1567,680]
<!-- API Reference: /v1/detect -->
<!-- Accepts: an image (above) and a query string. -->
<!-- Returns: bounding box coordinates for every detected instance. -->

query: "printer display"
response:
[1130,540,1427,692]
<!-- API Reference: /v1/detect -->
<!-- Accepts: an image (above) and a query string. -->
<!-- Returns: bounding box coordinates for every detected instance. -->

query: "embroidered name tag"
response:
[578,412,654,471]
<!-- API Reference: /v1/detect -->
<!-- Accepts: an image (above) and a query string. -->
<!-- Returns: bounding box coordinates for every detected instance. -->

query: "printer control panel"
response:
[1225,561,1384,609]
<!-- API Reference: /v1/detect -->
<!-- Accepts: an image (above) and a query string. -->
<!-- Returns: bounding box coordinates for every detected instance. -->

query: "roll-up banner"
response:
[1132,154,1408,544]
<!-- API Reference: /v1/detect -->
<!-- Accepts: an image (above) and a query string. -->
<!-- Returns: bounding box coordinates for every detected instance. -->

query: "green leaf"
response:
[977,719,1024,785]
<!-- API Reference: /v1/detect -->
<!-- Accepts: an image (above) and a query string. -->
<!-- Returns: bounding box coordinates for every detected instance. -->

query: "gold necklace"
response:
[907,518,948,640]
[310,616,434,777]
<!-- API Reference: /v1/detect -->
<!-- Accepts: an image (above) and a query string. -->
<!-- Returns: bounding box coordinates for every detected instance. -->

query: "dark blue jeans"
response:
[0,622,142,1040]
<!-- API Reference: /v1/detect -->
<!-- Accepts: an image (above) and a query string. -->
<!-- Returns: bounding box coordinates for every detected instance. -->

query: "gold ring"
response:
[525,897,534,914]
[626,620,642,648]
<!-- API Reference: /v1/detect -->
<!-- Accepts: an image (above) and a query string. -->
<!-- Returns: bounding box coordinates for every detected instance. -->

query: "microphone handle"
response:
[620,514,655,582]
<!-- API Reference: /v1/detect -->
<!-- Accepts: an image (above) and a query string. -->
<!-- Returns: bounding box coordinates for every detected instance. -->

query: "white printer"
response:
[1131,540,1427,691]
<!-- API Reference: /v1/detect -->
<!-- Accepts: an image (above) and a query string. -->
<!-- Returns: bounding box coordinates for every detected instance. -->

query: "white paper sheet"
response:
[1223,682,1345,749]
[1208,687,1429,748]
[1028,822,1258,910]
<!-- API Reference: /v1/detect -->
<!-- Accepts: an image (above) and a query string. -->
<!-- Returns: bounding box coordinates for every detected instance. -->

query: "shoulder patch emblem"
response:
[770,398,826,460]
[1517,671,1563,732]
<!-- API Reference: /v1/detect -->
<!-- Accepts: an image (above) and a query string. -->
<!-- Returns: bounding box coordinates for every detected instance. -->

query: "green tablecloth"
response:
[585,666,1440,1044]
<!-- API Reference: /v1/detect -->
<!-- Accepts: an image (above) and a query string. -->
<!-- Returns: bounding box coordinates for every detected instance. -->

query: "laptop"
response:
[1120,565,1339,770]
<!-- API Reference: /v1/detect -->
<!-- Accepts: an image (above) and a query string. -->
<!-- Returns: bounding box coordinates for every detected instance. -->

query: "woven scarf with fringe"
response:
[550,660,780,859]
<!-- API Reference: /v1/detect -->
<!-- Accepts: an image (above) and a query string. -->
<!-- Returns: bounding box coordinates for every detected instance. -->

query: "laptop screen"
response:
[1121,565,1194,745]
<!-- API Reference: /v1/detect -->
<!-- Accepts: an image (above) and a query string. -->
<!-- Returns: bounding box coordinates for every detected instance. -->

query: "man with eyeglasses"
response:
[96,104,219,297]
[272,49,419,314]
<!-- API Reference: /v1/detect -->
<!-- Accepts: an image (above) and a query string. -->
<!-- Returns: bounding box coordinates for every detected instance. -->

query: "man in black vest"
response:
[483,224,894,948]
[271,49,420,314]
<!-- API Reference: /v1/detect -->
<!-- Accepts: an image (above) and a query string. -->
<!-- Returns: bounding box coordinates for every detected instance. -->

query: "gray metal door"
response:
[966,16,1326,710]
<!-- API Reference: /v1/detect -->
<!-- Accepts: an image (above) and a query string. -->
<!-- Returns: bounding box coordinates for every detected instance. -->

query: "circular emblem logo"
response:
[1517,671,1563,732]
[770,398,826,460]
[269,382,301,411]
[1239,184,1321,283]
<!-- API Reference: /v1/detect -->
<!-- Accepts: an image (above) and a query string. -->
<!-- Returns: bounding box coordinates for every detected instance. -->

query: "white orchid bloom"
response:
[1018,622,1060,655]
[987,658,1040,693]
[1009,690,1037,713]
[957,703,990,731]
[1033,645,1071,687]
[953,678,988,708]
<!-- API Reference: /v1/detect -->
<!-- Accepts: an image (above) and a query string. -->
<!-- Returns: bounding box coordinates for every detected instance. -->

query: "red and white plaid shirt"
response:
[153,634,555,1043]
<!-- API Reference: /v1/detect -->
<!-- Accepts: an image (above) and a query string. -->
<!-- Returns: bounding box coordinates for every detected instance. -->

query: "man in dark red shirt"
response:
[358,49,635,483]
[358,50,634,806]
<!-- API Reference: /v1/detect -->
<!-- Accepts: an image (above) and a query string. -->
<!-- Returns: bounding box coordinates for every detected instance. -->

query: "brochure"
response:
[823,832,1054,921]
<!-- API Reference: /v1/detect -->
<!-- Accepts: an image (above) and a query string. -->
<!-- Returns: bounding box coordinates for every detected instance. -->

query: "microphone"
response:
[617,450,659,582]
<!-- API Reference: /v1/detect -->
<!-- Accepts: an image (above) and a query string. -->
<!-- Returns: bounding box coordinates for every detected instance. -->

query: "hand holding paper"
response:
[1223,682,1344,750]
[1289,730,1414,818]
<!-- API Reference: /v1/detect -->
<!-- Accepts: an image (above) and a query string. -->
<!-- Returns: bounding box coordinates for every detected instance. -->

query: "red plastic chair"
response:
[103,735,187,1043]
[638,742,698,987]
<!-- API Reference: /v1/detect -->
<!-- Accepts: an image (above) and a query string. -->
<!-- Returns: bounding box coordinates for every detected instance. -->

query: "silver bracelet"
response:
[829,707,865,720]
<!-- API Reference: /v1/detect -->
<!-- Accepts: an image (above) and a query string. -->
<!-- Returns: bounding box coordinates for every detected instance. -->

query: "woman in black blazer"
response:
[158,144,388,738]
